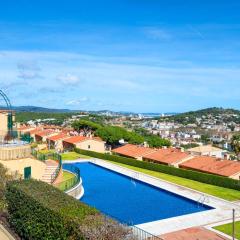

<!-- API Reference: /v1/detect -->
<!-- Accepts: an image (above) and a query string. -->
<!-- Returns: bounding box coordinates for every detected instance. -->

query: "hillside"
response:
[160,107,240,124]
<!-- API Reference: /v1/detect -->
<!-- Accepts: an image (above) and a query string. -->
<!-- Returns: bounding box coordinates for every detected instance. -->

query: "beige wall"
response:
[75,139,105,153]
[0,158,46,180]
[0,112,8,133]
[230,172,240,180]
[189,151,224,158]
[0,145,31,160]
[54,139,68,152]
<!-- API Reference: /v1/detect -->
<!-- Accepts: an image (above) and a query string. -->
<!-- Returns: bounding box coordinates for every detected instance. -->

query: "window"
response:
[88,145,91,149]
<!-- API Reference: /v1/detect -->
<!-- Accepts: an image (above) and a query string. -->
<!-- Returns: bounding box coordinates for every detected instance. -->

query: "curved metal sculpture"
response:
[0,89,13,132]
[0,90,12,110]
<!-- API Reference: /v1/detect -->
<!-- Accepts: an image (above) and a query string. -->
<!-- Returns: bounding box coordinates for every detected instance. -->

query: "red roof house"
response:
[143,148,192,166]
[112,144,156,160]
[179,156,240,179]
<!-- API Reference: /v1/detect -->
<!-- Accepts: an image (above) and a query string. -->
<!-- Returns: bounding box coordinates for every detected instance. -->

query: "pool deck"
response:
[0,224,15,240]
[63,158,240,236]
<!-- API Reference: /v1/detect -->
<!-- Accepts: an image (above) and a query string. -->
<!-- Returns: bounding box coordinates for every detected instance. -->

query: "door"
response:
[24,167,31,179]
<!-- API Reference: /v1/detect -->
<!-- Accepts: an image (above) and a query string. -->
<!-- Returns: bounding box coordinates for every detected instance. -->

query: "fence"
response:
[130,225,163,240]
[56,165,81,192]
[105,214,163,240]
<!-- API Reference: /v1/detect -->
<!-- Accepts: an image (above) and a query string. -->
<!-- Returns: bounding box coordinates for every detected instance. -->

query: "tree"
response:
[134,128,171,148]
[201,134,210,144]
[96,126,144,145]
[180,143,199,150]
[72,120,102,135]
[134,127,149,136]
[231,134,240,156]
[145,135,171,148]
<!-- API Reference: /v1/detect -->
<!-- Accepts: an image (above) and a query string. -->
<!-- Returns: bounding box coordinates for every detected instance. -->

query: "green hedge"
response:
[75,148,240,191]
[6,180,98,240]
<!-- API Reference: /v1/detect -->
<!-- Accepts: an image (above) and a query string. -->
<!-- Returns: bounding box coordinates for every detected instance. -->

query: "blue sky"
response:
[0,0,240,112]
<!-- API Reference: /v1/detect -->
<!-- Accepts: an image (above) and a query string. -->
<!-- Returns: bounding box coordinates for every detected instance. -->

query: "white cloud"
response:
[17,60,42,80]
[1,50,240,111]
[57,73,81,85]
[66,97,89,106]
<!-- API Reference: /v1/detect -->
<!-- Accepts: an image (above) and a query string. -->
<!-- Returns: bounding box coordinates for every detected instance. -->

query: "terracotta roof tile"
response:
[35,129,55,137]
[29,128,43,134]
[144,148,190,164]
[63,136,104,144]
[180,156,240,177]
[47,132,69,141]
[112,144,156,158]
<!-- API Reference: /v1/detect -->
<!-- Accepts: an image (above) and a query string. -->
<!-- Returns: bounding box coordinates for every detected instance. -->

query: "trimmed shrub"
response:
[75,148,240,191]
[6,180,133,240]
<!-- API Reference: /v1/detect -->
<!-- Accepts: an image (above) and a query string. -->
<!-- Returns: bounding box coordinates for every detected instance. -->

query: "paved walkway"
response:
[159,227,230,240]
[0,224,15,240]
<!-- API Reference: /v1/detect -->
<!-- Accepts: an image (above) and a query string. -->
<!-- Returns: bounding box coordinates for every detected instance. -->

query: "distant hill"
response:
[160,107,240,124]
[0,105,77,113]
[0,105,169,116]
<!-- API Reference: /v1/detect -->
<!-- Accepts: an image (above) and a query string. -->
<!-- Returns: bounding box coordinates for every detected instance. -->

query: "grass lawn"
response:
[107,161,240,201]
[57,170,76,191]
[62,170,75,181]
[38,149,55,154]
[61,152,91,160]
[214,221,240,239]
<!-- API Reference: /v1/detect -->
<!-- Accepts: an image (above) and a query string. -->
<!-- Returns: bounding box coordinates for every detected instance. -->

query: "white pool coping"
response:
[63,158,240,236]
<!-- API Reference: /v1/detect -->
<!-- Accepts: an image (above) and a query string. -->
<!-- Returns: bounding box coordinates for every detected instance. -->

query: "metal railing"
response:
[129,225,163,240]
[106,214,163,240]
[56,165,81,192]
[50,157,62,184]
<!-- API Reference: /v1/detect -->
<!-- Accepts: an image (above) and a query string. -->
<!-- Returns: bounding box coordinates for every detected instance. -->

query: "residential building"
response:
[112,144,156,160]
[63,136,106,153]
[179,156,240,179]
[34,130,59,142]
[0,110,15,133]
[143,148,192,167]
[187,145,228,159]
[46,133,70,152]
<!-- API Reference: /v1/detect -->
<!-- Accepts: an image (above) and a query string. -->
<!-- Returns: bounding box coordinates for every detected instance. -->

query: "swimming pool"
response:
[64,162,213,225]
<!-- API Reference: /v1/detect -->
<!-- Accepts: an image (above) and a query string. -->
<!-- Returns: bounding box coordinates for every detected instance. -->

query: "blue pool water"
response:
[63,162,213,225]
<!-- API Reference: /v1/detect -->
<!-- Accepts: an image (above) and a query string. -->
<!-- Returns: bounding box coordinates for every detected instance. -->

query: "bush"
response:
[0,163,20,212]
[75,148,240,191]
[6,180,135,240]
